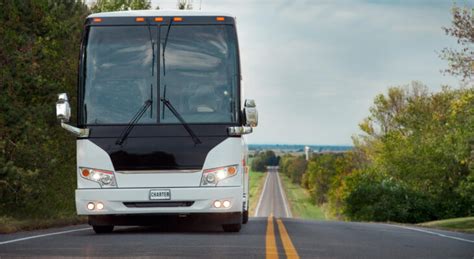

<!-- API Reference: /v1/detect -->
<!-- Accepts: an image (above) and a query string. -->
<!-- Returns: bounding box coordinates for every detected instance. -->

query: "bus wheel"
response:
[242,210,249,224]
[92,225,114,234]
[222,223,241,232]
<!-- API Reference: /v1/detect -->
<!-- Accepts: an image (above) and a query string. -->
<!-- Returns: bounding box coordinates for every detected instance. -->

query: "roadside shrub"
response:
[342,170,436,223]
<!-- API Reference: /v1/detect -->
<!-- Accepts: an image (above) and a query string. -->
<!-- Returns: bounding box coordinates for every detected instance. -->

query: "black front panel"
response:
[87,124,233,170]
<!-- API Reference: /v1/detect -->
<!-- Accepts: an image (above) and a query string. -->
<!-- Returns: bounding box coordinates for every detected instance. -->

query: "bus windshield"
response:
[82,24,239,125]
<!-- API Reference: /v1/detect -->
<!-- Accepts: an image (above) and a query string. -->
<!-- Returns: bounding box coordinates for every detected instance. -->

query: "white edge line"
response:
[0,227,91,245]
[387,224,474,244]
[254,171,270,217]
[276,170,292,218]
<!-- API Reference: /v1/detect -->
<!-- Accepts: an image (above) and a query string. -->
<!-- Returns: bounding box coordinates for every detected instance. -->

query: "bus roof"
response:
[87,10,234,19]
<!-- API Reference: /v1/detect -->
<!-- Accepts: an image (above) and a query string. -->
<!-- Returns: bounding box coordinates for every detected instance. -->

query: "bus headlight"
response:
[80,167,116,188]
[201,165,238,186]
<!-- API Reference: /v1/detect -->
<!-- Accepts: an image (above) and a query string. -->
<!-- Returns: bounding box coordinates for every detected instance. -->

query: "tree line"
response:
[250,150,280,172]
[280,6,474,223]
[0,0,190,220]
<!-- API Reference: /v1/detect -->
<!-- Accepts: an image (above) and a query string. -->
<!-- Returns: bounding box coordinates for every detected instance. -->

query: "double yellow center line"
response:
[266,214,300,259]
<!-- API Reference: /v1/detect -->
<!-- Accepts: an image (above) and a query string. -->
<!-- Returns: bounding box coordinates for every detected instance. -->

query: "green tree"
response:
[251,150,279,172]
[303,153,355,206]
[0,0,89,218]
[440,5,474,83]
[279,155,306,185]
[352,83,474,220]
[177,0,192,10]
[91,0,152,13]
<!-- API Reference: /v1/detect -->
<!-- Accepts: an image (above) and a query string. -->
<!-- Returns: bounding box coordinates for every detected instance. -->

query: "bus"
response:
[55,10,258,233]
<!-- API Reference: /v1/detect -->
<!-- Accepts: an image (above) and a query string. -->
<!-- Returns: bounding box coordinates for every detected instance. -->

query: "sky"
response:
[112,0,469,145]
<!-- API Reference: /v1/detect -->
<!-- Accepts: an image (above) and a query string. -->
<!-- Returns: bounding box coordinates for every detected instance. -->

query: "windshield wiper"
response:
[161,97,201,145]
[147,21,155,76]
[160,19,200,145]
[162,18,173,77]
[160,19,174,120]
[116,100,152,145]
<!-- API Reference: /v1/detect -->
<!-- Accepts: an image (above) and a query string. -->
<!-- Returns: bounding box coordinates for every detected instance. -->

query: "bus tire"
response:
[92,225,114,234]
[222,223,241,232]
[242,210,249,224]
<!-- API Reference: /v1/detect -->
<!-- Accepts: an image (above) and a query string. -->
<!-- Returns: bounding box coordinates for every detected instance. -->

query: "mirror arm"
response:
[61,121,90,137]
[227,126,253,136]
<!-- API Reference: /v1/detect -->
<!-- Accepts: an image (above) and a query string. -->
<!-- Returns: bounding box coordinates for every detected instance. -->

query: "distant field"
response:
[419,217,474,233]
[249,144,352,152]
[280,174,326,220]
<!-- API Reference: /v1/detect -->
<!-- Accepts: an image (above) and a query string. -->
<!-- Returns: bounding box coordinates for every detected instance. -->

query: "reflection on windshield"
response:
[84,26,157,124]
[160,25,238,124]
[83,25,239,125]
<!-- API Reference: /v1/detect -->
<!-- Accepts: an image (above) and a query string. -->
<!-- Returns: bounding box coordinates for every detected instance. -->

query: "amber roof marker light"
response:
[155,17,163,22]
[173,17,183,22]
[93,18,102,23]
[136,17,145,22]
[216,17,225,21]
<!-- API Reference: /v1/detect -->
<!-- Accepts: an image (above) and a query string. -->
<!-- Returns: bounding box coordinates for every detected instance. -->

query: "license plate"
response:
[149,189,171,200]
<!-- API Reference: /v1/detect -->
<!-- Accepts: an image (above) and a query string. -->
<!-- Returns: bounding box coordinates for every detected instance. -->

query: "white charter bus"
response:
[55,10,258,233]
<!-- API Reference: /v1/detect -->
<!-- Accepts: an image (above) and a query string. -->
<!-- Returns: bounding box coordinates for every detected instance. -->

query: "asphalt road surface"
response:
[254,167,292,218]
[0,171,473,258]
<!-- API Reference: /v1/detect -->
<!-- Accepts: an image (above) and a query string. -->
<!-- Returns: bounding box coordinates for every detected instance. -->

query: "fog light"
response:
[87,202,95,210]
[96,202,104,210]
[213,200,222,208]
[223,200,231,208]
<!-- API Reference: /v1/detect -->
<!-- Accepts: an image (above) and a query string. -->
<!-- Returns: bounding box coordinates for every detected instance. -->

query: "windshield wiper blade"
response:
[147,21,155,76]
[162,18,173,77]
[161,97,201,145]
[161,84,167,119]
[116,100,152,145]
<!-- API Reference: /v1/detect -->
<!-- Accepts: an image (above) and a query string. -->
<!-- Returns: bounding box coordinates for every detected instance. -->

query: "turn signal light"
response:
[81,169,90,177]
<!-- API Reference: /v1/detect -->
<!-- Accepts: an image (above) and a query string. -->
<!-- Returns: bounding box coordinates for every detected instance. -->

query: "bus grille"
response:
[123,201,194,208]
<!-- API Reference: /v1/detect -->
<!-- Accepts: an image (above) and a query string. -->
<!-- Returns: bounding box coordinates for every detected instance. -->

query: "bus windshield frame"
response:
[78,19,241,127]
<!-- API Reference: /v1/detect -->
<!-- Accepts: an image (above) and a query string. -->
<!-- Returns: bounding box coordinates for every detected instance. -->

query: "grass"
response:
[418,217,474,233]
[280,174,326,220]
[0,216,87,234]
[248,167,266,216]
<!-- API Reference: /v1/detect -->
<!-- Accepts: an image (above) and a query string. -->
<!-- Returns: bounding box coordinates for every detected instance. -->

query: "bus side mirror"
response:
[55,93,89,137]
[56,93,71,123]
[244,99,258,127]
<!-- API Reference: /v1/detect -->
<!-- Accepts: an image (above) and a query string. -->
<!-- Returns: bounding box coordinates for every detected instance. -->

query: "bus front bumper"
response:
[76,187,243,215]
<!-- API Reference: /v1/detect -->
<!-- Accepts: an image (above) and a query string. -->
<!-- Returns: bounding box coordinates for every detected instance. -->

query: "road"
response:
[0,170,473,258]
[254,166,292,218]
